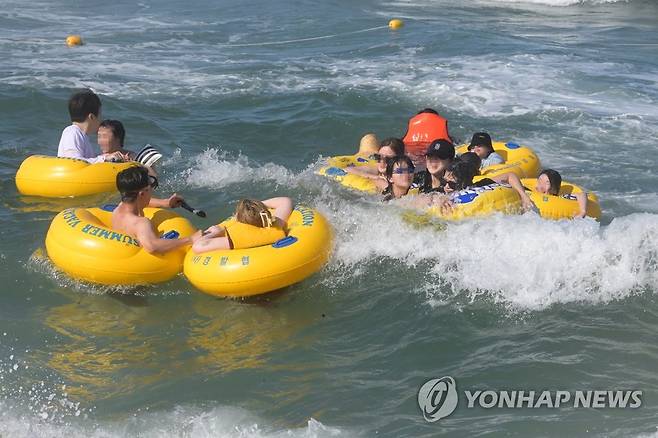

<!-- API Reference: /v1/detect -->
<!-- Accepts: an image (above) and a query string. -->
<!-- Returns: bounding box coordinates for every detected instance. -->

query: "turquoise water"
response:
[1,0,658,436]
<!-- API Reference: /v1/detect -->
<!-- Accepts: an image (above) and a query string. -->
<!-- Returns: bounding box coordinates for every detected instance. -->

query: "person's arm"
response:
[58,142,125,164]
[133,217,200,255]
[192,225,230,253]
[148,193,184,209]
[493,173,535,211]
[344,165,381,179]
[432,193,454,215]
[262,197,293,224]
[573,192,588,218]
[482,152,505,168]
[89,151,130,163]
[122,149,137,160]
[398,192,453,215]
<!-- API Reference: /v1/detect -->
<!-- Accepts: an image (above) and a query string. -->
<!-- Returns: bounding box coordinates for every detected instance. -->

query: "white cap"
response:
[135,144,163,167]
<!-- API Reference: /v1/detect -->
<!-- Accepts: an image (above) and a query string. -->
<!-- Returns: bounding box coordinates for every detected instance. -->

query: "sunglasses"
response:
[392,167,414,175]
[372,153,395,163]
[440,178,458,190]
[148,175,159,190]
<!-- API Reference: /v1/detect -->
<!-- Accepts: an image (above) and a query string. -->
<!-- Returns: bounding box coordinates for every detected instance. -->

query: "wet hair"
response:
[445,160,478,191]
[540,169,562,195]
[99,119,125,146]
[385,155,415,180]
[236,199,274,228]
[417,108,439,115]
[116,166,149,202]
[379,137,405,156]
[68,89,101,123]
[456,152,481,176]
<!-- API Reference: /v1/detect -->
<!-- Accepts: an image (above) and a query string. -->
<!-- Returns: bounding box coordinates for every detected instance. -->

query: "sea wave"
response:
[0,401,348,438]
[317,195,658,311]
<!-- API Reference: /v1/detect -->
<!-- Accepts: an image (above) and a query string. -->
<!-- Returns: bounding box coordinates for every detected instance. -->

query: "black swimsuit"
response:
[413,170,444,194]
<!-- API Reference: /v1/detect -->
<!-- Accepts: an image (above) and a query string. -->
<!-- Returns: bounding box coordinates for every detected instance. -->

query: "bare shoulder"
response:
[113,209,151,238]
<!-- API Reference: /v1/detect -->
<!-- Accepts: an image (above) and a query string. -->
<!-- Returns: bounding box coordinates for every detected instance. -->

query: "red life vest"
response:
[402,112,452,155]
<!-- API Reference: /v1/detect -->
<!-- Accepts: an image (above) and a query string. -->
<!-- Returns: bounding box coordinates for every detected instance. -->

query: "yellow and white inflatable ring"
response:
[316,155,379,194]
[45,206,197,285]
[520,178,601,220]
[16,155,137,198]
[184,205,333,298]
[425,182,523,221]
[455,141,541,179]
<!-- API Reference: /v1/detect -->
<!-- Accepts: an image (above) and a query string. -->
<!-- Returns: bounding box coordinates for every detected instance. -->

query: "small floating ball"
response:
[388,19,404,30]
[65,35,83,47]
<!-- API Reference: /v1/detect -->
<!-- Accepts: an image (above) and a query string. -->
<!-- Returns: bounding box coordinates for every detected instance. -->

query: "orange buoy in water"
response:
[388,19,404,30]
[65,35,83,47]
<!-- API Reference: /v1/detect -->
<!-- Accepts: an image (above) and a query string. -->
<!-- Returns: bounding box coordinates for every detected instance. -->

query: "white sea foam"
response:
[1,336,348,437]
[182,148,297,188]
[317,194,658,311]
[0,401,348,438]
[0,348,93,427]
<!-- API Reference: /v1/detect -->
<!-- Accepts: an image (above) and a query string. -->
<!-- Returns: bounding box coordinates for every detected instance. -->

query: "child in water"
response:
[192,197,293,253]
[97,120,135,161]
[494,169,589,218]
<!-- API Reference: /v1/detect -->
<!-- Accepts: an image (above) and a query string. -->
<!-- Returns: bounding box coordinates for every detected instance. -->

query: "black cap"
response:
[425,139,455,160]
[468,132,493,151]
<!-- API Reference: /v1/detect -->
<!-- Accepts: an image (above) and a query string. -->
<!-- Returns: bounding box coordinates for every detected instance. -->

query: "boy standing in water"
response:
[57,89,126,163]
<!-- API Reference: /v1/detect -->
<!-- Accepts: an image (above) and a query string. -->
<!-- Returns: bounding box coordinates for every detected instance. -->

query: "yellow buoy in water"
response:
[65,35,83,47]
[388,19,404,30]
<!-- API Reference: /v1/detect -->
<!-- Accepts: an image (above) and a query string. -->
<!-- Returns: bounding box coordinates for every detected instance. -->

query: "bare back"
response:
[112,203,149,238]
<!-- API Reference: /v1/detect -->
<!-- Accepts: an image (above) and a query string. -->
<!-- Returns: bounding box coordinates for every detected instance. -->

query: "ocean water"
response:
[1,0,658,436]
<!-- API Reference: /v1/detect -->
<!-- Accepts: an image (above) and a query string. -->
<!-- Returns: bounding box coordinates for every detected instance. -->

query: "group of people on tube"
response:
[53,91,585,258]
[55,89,293,257]
[344,108,587,217]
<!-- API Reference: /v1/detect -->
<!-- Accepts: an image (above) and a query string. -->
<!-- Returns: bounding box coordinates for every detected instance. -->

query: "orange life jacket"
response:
[402,112,452,155]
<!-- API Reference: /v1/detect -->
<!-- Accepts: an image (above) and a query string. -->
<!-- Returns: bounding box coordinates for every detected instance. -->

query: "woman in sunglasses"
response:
[344,137,406,191]
[382,155,416,201]
[112,166,201,254]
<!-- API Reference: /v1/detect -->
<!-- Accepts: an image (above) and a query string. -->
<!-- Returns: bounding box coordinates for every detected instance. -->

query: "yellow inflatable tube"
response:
[415,182,522,221]
[184,206,333,298]
[316,155,379,194]
[45,206,197,285]
[16,155,137,198]
[520,178,601,220]
[456,141,541,179]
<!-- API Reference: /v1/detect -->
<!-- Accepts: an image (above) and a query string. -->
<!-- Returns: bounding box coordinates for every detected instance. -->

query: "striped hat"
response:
[135,144,163,167]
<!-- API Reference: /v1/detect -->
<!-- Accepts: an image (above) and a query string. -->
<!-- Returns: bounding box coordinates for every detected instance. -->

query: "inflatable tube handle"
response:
[162,230,180,239]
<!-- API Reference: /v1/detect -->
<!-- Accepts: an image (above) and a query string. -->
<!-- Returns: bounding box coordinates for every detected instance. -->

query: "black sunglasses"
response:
[440,178,458,190]
[372,153,400,164]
